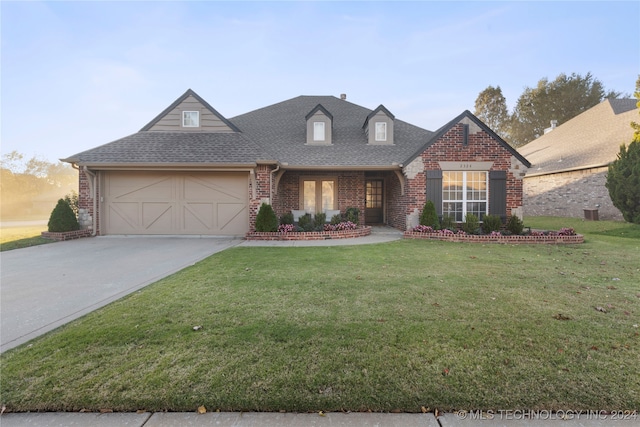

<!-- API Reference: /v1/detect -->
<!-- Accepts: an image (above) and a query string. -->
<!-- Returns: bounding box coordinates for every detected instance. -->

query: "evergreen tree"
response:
[48,198,80,232]
[254,203,278,232]
[605,140,640,224]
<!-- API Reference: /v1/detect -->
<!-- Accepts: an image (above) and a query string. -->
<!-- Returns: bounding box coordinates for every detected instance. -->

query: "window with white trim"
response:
[375,122,387,141]
[442,171,488,222]
[313,122,325,141]
[182,111,199,127]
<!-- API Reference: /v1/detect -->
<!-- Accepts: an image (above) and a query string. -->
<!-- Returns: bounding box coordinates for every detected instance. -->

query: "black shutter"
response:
[426,170,443,216]
[489,170,507,221]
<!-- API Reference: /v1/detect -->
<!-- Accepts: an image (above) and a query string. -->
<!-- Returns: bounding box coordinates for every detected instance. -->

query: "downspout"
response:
[82,166,98,237]
[269,164,280,203]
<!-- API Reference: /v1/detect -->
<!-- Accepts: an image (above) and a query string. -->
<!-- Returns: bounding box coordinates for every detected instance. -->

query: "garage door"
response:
[103,171,248,235]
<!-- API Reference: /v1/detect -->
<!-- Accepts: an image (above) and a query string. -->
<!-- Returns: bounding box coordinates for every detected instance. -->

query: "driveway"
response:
[1,236,240,352]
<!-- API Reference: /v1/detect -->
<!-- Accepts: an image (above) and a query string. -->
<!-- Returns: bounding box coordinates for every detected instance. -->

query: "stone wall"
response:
[523,167,623,220]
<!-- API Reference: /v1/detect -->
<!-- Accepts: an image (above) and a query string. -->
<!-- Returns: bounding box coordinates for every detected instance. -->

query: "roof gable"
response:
[305,104,333,121]
[405,110,531,167]
[140,89,241,132]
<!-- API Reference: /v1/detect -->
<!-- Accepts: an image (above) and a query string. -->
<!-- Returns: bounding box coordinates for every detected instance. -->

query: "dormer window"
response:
[182,111,199,127]
[305,104,333,145]
[375,122,387,141]
[314,122,326,141]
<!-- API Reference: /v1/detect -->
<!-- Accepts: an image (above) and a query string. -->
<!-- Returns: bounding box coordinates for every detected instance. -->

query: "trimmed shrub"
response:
[462,213,480,234]
[313,212,326,230]
[440,214,456,231]
[482,214,503,234]
[506,215,524,235]
[605,140,640,223]
[280,212,294,225]
[297,213,314,232]
[48,198,80,232]
[255,203,278,232]
[345,207,360,225]
[419,200,440,229]
[330,214,342,225]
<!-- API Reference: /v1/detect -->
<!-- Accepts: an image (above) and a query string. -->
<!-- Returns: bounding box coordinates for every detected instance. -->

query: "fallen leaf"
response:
[607,285,617,290]
[79,409,90,413]
[99,409,113,413]
[136,410,146,414]
[193,325,202,331]
[553,313,571,321]
[318,411,326,417]
[431,302,440,307]
[355,275,362,280]
[435,408,440,418]
[1,406,6,415]
[612,277,620,281]
[591,346,598,351]
[442,368,450,376]
[421,406,429,413]
[557,348,564,353]
[469,256,477,259]
[595,306,607,313]
[197,405,206,414]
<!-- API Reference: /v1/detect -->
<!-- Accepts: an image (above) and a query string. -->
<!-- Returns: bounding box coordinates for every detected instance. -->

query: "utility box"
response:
[584,209,599,221]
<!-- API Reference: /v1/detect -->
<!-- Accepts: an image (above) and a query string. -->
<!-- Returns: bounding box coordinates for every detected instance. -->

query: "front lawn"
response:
[1,218,638,413]
[0,225,52,251]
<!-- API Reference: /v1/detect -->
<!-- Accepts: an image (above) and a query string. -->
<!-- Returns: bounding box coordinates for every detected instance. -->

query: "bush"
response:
[255,203,278,232]
[440,214,456,231]
[345,207,360,225]
[606,140,640,224]
[482,214,503,234]
[330,214,342,225]
[313,212,326,230]
[64,191,79,218]
[506,215,524,235]
[297,213,314,232]
[419,200,440,229]
[48,198,80,232]
[280,212,294,225]
[462,213,480,234]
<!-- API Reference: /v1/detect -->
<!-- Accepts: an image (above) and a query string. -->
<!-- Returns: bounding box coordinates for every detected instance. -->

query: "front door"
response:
[365,179,383,224]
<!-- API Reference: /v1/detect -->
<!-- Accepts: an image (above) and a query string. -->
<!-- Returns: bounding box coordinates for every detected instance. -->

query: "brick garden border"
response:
[403,231,584,244]
[41,229,93,241]
[246,226,372,241]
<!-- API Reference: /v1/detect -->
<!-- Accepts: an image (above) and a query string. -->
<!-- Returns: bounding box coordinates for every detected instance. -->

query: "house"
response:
[62,89,530,236]
[517,98,638,220]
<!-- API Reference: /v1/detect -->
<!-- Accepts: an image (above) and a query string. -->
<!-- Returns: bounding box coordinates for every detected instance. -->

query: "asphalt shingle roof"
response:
[518,99,638,176]
[229,96,434,168]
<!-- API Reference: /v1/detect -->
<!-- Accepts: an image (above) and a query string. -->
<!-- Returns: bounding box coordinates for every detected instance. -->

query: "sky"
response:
[2,1,639,164]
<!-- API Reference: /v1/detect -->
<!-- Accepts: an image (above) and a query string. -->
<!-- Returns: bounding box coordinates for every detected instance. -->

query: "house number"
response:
[460,163,473,169]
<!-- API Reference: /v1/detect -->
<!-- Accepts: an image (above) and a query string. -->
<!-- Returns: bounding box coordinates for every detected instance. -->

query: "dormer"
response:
[140,89,240,133]
[305,104,333,145]
[364,105,394,145]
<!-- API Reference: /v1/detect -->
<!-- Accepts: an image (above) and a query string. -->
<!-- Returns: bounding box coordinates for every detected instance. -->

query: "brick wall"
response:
[523,167,623,220]
[249,165,274,232]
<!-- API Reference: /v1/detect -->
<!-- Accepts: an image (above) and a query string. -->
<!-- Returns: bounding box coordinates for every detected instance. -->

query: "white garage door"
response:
[103,171,248,235]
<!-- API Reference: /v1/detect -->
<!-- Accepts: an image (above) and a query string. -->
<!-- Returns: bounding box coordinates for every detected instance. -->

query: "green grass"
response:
[1,218,639,413]
[0,226,53,251]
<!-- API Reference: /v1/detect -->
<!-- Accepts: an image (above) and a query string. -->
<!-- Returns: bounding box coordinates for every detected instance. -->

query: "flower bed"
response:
[246,226,372,241]
[41,229,92,241]
[404,226,584,244]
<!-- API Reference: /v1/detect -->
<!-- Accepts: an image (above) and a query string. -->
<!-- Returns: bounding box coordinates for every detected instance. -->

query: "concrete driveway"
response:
[1,236,240,352]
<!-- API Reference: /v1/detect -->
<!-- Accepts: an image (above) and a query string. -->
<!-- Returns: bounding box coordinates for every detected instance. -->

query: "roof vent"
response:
[340,93,347,100]
[544,120,558,134]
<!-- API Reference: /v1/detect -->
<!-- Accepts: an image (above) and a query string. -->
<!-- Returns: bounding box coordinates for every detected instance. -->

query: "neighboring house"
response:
[63,89,530,236]
[517,99,638,220]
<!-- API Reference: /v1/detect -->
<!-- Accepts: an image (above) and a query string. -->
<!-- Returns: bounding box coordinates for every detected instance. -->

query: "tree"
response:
[474,85,510,140]
[510,72,620,146]
[605,76,640,224]
[48,198,80,232]
[254,203,278,232]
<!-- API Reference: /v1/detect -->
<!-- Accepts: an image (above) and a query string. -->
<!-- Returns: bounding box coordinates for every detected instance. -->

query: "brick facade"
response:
[523,167,623,220]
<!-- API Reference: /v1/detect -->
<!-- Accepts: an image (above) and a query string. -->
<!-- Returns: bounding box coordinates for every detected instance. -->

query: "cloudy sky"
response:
[2,1,638,163]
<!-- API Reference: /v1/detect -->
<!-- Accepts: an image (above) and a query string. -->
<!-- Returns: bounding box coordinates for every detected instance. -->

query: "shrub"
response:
[506,215,524,235]
[330,214,342,225]
[64,191,79,218]
[297,213,314,232]
[280,212,294,225]
[419,200,440,229]
[48,198,80,232]
[482,214,503,234]
[345,207,360,225]
[255,203,278,232]
[605,140,640,224]
[440,214,456,231]
[462,213,480,234]
[313,212,326,230]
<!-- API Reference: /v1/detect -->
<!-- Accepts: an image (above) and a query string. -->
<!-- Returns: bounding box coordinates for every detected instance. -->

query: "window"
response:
[375,122,387,141]
[442,171,487,222]
[313,122,325,141]
[302,178,336,213]
[182,111,199,127]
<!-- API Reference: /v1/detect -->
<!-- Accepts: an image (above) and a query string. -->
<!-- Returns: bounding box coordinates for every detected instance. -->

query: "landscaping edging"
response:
[246,226,372,241]
[403,231,584,244]
[41,229,92,241]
